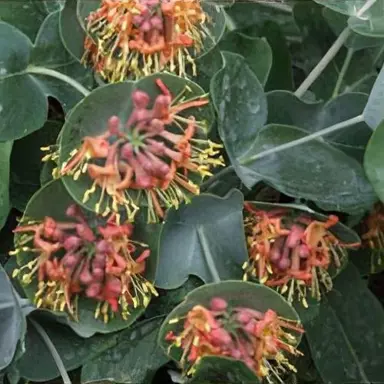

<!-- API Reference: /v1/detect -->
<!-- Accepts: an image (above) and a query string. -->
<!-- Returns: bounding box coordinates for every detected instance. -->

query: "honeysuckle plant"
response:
[1,1,384,384]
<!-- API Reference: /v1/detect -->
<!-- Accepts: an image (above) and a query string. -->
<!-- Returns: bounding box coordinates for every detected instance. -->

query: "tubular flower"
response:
[11,204,157,322]
[165,298,303,381]
[362,203,384,271]
[83,0,209,81]
[60,79,224,222]
[243,204,360,307]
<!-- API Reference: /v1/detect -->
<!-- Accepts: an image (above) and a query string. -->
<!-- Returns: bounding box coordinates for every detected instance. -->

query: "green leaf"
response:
[0,12,92,141]
[225,2,300,39]
[0,141,12,229]
[304,263,384,383]
[210,52,267,188]
[219,32,272,86]
[15,180,160,336]
[81,317,168,384]
[155,189,247,289]
[145,276,203,319]
[16,314,119,382]
[10,120,62,212]
[0,265,26,371]
[364,120,384,202]
[238,124,376,215]
[349,0,384,38]
[314,0,366,16]
[363,64,384,130]
[186,356,261,384]
[58,72,213,215]
[323,8,384,50]
[0,0,49,41]
[266,91,372,162]
[159,281,302,382]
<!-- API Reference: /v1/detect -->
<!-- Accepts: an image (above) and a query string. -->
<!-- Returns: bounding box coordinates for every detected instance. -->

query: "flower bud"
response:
[210,297,228,311]
[210,328,232,346]
[107,115,121,135]
[120,143,134,160]
[235,311,252,325]
[105,276,122,296]
[63,235,82,251]
[286,224,305,248]
[86,283,102,298]
[62,253,80,269]
[76,224,96,242]
[92,267,104,281]
[278,257,291,271]
[96,240,112,253]
[93,253,106,268]
[270,237,285,262]
[79,263,93,285]
[298,244,309,258]
[132,90,150,109]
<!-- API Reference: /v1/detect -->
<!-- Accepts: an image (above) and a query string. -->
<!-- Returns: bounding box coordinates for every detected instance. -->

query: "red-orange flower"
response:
[82,0,208,81]
[12,204,157,322]
[60,79,224,222]
[243,204,360,306]
[166,298,303,379]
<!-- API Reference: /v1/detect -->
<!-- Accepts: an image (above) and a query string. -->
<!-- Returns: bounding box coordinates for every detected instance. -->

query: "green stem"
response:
[255,0,292,13]
[332,48,354,98]
[240,114,365,165]
[295,0,377,98]
[27,66,91,97]
[30,319,72,384]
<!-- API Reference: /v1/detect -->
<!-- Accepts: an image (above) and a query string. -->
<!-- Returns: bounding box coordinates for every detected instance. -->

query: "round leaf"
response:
[364,63,384,130]
[15,179,160,336]
[349,0,384,38]
[0,265,26,370]
[314,0,366,16]
[155,189,247,289]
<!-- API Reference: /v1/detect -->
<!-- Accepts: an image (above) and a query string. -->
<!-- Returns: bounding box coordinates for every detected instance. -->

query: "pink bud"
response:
[150,15,163,29]
[299,244,309,258]
[278,257,291,271]
[86,283,102,298]
[140,20,151,31]
[210,328,232,346]
[92,268,104,281]
[66,204,80,217]
[286,224,305,248]
[132,90,150,109]
[62,253,81,269]
[270,236,285,262]
[79,263,93,285]
[93,253,106,269]
[96,240,111,254]
[120,143,134,160]
[230,349,242,359]
[244,319,256,334]
[105,277,122,296]
[63,235,82,251]
[132,15,144,25]
[235,311,252,324]
[146,139,166,155]
[107,116,121,135]
[210,297,228,311]
[76,224,96,242]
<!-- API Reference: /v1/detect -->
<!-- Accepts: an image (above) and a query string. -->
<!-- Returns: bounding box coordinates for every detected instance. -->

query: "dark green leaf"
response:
[364,120,384,202]
[314,0,366,16]
[155,189,247,289]
[305,263,384,383]
[210,51,267,188]
[219,32,272,86]
[187,356,261,384]
[0,141,12,229]
[15,180,160,336]
[349,0,384,38]
[0,0,49,41]
[81,317,168,384]
[10,120,62,212]
[0,12,92,141]
[58,73,213,215]
[0,265,26,370]
[267,91,372,162]
[363,64,384,129]
[238,124,376,215]
[323,7,384,50]
[16,315,119,382]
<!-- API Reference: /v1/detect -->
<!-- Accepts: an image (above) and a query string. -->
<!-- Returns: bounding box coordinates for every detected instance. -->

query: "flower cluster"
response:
[11,204,157,322]
[165,297,303,381]
[59,79,224,222]
[243,204,360,306]
[83,0,208,82]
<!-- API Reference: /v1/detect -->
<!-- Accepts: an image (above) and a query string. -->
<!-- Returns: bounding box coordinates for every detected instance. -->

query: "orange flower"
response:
[166,298,303,379]
[60,79,224,222]
[82,0,208,81]
[243,204,360,306]
[12,205,157,322]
